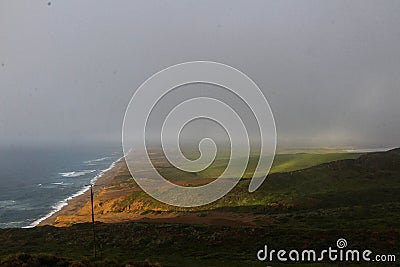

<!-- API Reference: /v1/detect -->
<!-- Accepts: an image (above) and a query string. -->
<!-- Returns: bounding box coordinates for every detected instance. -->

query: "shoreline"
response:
[36,155,260,228]
[32,149,371,228]
[35,156,124,227]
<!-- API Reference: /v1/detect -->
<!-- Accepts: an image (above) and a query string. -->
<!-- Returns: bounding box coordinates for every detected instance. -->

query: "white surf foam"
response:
[25,156,123,228]
[59,170,96,178]
[51,182,73,186]
[84,157,110,164]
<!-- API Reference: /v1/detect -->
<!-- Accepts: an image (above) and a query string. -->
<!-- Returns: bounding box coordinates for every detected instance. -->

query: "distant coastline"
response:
[344,147,397,153]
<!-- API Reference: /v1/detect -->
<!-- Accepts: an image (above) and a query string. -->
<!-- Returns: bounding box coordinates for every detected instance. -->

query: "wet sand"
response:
[38,159,127,226]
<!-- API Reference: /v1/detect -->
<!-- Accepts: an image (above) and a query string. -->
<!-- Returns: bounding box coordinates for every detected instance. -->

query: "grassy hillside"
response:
[125,150,362,182]
[1,149,399,266]
[270,152,361,173]
[1,222,398,267]
[108,150,396,213]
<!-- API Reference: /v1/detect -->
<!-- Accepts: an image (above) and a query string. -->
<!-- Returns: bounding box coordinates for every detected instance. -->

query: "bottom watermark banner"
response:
[257,238,396,263]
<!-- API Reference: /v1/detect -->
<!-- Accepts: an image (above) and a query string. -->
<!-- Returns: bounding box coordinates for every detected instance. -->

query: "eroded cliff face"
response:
[53,187,142,226]
[51,179,260,227]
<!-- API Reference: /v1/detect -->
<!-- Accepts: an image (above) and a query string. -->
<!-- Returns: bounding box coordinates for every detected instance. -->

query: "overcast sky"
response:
[1,0,399,149]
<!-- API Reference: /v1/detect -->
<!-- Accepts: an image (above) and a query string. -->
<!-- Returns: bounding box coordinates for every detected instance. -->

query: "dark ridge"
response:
[287,147,400,174]
[355,147,400,171]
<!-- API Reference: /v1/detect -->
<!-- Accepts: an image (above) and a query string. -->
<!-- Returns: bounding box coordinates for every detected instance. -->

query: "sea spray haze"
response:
[0,144,122,228]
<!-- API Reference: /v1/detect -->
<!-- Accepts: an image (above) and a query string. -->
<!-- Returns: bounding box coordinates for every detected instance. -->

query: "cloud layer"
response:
[1,0,399,148]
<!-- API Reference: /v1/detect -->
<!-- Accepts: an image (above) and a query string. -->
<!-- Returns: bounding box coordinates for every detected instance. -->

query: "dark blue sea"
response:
[0,144,122,228]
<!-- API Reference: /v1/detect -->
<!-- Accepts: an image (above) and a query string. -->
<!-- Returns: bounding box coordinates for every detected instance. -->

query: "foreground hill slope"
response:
[1,149,399,266]
[48,149,399,229]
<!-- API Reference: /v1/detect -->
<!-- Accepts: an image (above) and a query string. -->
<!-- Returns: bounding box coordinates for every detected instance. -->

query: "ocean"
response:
[0,144,122,228]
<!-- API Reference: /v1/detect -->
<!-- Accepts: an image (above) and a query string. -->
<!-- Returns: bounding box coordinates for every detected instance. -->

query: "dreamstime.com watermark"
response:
[122,61,276,207]
[257,238,397,263]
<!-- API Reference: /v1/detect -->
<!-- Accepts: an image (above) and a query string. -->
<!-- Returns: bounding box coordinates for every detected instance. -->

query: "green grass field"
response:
[147,149,362,181]
[1,149,399,266]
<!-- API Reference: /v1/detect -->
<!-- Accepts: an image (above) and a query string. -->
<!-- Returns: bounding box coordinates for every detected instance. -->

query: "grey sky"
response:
[1,0,399,149]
